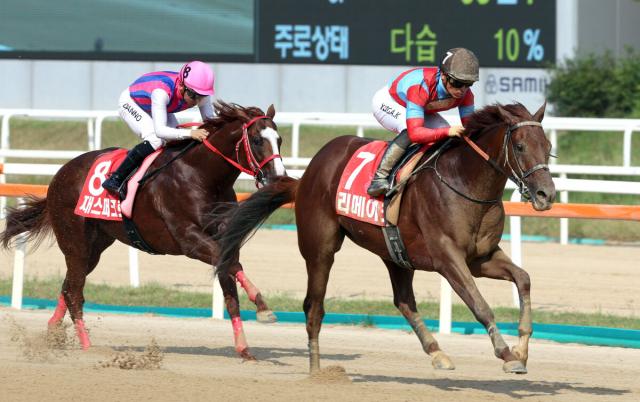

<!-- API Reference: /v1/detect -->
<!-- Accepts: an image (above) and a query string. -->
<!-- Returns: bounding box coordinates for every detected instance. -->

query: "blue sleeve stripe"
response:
[406,102,425,119]
[130,90,151,98]
[459,105,474,117]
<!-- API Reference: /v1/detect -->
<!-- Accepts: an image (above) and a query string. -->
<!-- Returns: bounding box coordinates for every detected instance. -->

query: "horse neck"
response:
[184,137,243,189]
[438,125,509,202]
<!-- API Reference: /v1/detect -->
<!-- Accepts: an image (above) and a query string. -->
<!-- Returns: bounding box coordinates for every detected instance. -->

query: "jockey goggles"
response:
[184,87,205,100]
[446,75,474,89]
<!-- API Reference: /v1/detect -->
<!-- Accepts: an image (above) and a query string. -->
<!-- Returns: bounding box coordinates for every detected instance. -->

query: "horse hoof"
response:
[256,310,277,323]
[511,346,528,367]
[431,351,455,370]
[239,349,257,361]
[503,360,527,374]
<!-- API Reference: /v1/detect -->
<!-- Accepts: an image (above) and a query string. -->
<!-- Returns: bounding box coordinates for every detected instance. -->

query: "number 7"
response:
[344,151,376,190]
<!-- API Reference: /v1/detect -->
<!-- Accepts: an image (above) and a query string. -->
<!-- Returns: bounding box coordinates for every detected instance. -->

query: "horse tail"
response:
[0,196,51,250]
[214,176,299,278]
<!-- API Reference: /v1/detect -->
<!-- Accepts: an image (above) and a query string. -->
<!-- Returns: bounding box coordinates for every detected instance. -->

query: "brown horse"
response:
[0,101,286,360]
[213,102,555,374]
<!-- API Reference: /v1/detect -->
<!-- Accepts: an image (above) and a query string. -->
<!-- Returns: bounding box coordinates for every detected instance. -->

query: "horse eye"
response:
[252,136,264,146]
[515,143,525,152]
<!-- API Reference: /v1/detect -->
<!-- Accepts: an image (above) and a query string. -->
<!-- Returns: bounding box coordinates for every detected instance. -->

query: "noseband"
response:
[500,121,549,200]
[203,115,282,185]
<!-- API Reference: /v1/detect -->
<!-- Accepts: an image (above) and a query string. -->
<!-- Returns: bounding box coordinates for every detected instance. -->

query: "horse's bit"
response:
[203,115,282,186]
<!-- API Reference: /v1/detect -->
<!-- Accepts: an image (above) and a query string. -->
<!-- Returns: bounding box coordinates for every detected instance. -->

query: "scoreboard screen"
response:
[257,0,556,67]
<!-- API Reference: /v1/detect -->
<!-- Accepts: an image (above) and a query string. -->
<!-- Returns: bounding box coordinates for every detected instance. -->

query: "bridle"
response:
[203,115,282,186]
[429,121,548,204]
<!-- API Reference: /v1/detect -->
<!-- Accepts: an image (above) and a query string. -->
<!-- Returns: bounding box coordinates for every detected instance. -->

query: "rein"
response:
[202,115,282,185]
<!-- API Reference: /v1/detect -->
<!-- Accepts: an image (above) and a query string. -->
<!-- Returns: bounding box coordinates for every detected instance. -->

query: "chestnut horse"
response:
[0,101,286,360]
[213,102,555,374]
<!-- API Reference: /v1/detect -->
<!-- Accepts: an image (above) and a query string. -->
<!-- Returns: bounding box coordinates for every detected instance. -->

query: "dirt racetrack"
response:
[1,229,640,401]
[1,308,640,402]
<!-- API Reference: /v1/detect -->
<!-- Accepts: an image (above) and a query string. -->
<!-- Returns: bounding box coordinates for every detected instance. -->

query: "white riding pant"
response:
[371,85,450,137]
[118,89,179,150]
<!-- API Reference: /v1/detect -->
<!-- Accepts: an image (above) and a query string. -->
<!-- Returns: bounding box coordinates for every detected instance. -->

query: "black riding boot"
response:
[102,141,155,199]
[367,129,411,197]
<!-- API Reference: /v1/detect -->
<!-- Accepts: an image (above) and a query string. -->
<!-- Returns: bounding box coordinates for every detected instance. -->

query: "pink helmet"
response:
[179,61,215,96]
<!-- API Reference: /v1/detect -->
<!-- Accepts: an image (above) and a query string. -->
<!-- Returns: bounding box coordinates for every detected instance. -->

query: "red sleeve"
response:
[406,118,450,144]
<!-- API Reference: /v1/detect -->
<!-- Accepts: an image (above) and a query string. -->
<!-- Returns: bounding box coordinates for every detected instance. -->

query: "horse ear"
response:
[533,101,546,122]
[497,105,515,124]
[267,104,276,119]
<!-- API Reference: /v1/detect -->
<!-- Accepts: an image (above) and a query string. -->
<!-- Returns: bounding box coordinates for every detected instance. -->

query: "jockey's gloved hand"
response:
[190,129,208,142]
[448,126,464,137]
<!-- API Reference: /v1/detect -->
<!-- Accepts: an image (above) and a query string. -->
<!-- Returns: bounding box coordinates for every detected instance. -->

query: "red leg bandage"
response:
[231,316,248,353]
[74,319,91,350]
[48,294,67,326]
[235,271,259,302]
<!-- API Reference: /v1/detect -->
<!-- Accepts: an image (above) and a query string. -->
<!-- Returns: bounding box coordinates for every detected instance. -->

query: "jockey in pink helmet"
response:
[103,61,216,199]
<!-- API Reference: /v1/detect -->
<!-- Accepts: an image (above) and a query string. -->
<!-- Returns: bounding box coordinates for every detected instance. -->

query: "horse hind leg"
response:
[470,248,532,367]
[383,261,454,370]
[56,229,116,350]
[228,263,276,323]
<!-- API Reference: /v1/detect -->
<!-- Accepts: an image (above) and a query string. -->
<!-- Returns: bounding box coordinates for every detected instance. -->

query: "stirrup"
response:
[102,176,126,199]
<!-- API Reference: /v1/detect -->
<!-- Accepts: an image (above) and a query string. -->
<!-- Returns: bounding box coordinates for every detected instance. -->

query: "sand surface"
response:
[2,229,640,401]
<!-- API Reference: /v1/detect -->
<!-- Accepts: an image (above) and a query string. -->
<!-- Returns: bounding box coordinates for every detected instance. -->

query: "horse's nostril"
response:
[536,190,547,200]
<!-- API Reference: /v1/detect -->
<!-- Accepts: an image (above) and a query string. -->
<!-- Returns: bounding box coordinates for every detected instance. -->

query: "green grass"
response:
[4,118,640,241]
[2,277,639,329]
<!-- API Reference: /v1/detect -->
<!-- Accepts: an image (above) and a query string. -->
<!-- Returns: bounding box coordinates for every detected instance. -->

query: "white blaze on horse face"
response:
[260,127,287,176]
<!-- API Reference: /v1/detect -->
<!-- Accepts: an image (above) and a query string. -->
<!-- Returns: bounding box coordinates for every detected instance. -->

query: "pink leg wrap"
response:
[231,316,248,353]
[74,319,91,350]
[48,294,67,326]
[235,271,259,302]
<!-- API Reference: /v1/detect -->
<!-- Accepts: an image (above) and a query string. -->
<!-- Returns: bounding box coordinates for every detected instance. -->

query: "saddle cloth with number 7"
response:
[336,140,428,227]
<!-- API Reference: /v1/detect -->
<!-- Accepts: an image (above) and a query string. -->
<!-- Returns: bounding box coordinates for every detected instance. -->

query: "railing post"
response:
[128,247,140,288]
[560,174,569,245]
[509,191,523,308]
[94,115,105,150]
[11,197,26,310]
[623,127,633,168]
[356,125,364,137]
[291,122,300,159]
[87,118,95,151]
[212,276,224,319]
[0,114,13,218]
[549,129,557,165]
[438,277,452,334]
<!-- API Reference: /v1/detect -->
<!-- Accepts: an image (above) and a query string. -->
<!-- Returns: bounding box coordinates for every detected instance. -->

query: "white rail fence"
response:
[2,109,639,332]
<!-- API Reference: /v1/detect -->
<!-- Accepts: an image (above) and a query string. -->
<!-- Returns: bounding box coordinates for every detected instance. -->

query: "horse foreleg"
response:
[219,274,255,360]
[48,293,68,327]
[228,264,276,323]
[439,254,526,374]
[384,261,454,370]
[470,248,532,367]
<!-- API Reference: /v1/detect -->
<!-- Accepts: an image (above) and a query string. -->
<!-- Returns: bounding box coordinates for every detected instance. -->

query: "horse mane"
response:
[200,100,265,133]
[464,102,533,139]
